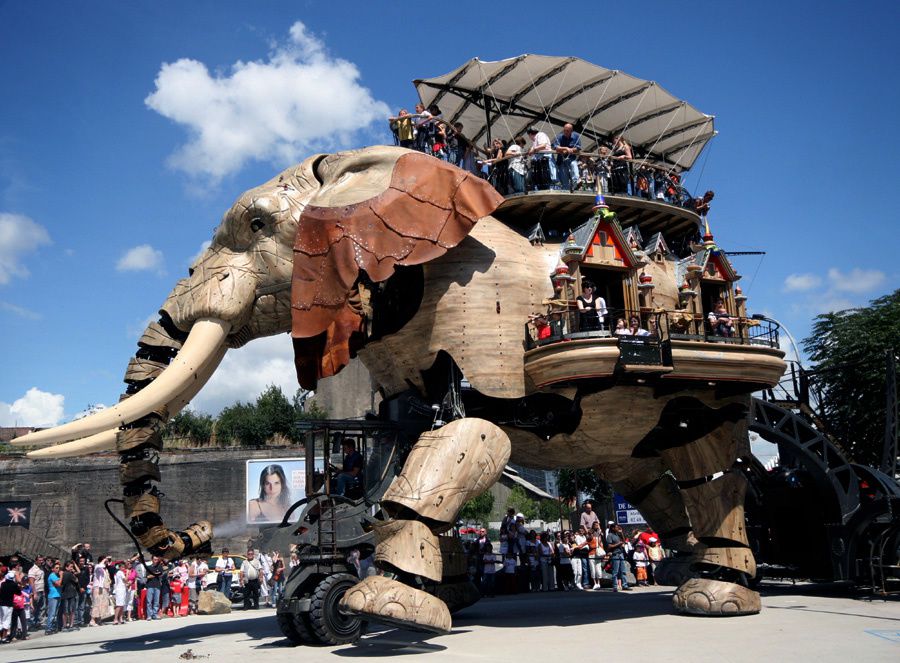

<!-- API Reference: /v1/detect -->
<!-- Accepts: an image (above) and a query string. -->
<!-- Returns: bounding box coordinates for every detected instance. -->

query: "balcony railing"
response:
[524,308,779,352]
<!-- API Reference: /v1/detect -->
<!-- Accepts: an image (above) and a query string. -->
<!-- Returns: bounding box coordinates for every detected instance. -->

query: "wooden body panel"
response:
[505,387,672,469]
[523,337,785,390]
[524,338,620,387]
[666,341,785,385]
[359,217,556,399]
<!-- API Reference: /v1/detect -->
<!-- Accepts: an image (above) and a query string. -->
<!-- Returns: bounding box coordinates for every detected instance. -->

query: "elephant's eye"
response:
[250,218,265,233]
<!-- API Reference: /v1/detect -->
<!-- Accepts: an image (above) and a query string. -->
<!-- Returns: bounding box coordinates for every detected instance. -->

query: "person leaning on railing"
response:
[707,301,734,337]
[387,109,416,149]
[526,127,557,189]
[505,137,528,194]
[552,123,582,191]
[610,135,633,194]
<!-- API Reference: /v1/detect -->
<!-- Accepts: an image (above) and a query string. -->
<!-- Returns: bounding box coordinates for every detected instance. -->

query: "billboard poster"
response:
[0,500,32,528]
[613,493,646,526]
[246,458,306,524]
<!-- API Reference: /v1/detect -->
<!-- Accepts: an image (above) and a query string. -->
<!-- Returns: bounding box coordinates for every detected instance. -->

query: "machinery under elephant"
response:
[14,145,785,629]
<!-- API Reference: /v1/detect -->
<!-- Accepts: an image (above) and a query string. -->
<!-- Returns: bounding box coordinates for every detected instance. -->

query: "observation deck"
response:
[409,54,786,395]
[522,309,785,392]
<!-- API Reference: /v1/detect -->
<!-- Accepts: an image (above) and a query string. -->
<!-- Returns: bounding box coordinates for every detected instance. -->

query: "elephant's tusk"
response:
[25,344,228,459]
[13,318,231,448]
[26,429,117,459]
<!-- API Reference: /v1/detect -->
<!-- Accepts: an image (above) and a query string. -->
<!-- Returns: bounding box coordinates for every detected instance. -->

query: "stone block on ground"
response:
[198,590,232,615]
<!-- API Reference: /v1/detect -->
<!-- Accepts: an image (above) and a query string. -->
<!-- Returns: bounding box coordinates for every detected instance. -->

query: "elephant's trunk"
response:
[14,317,230,447]
[15,314,231,559]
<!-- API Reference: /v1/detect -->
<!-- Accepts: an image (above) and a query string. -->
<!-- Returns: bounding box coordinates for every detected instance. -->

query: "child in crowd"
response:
[632,542,649,586]
[502,553,518,595]
[481,544,498,597]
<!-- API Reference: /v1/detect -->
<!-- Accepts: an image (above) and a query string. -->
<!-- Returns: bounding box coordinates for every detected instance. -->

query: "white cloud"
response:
[827,268,886,294]
[72,403,108,420]
[783,273,821,292]
[0,213,51,284]
[116,244,165,274]
[145,21,391,183]
[189,333,299,416]
[0,300,41,320]
[0,387,65,427]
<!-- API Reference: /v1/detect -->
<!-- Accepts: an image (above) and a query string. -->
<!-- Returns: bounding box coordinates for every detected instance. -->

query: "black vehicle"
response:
[260,420,412,645]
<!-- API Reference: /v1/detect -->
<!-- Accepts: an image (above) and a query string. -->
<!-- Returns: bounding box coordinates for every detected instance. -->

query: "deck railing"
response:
[524,308,779,352]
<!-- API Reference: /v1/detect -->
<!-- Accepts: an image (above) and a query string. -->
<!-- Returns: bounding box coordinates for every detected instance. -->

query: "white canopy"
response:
[414,55,716,172]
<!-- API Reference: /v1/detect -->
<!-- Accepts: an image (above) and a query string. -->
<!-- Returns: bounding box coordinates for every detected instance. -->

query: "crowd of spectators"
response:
[0,541,287,644]
[467,503,666,598]
[388,108,714,215]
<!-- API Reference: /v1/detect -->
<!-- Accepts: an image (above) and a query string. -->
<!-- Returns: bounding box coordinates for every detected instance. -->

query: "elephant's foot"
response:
[431,579,481,614]
[672,578,760,616]
[653,554,696,587]
[340,576,451,634]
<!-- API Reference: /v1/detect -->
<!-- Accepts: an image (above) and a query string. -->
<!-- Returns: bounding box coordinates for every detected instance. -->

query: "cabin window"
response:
[581,267,626,314]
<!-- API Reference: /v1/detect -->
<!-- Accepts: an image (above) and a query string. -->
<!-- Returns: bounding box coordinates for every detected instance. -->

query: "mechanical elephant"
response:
[16,145,766,631]
[14,146,505,554]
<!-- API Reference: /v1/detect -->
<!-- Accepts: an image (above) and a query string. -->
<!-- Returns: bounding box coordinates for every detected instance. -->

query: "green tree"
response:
[163,410,214,446]
[215,402,268,447]
[506,485,539,521]
[459,491,495,525]
[538,499,562,524]
[555,469,612,504]
[803,289,900,467]
[256,385,298,441]
[214,385,328,447]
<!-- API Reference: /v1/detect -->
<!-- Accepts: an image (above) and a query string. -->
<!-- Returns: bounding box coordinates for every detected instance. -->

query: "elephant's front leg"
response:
[660,418,760,616]
[340,418,510,633]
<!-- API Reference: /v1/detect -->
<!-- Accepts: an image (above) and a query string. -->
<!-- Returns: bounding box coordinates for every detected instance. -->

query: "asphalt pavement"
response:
[2,583,898,662]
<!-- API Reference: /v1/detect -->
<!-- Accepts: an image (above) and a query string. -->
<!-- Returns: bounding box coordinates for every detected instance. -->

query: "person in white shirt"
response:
[258,551,272,607]
[506,137,528,194]
[481,543,499,597]
[572,528,588,590]
[214,549,235,599]
[239,550,262,610]
[197,559,209,591]
[186,558,198,613]
[527,127,557,189]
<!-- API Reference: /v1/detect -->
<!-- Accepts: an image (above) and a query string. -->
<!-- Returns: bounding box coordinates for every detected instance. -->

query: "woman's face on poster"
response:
[263,473,283,499]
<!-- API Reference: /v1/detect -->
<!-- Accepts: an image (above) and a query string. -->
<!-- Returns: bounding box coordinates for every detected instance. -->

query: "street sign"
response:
[613,493,646,526]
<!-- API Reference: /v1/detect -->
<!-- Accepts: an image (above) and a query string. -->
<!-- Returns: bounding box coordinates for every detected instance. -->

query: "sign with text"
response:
[0,500,31,528]
[613,493,646,526]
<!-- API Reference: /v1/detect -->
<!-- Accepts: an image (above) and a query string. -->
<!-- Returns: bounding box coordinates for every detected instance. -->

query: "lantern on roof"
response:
[561,233,584,264]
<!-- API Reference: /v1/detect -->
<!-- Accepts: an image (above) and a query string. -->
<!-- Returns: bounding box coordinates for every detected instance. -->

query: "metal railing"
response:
[524,308,779,352]
[387,122,701,210]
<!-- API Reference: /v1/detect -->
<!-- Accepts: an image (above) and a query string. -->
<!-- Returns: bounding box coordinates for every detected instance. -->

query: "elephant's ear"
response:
[291,148,505,388]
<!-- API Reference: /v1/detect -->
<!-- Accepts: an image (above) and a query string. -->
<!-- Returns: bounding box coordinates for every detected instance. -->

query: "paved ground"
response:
[3,584,898,662]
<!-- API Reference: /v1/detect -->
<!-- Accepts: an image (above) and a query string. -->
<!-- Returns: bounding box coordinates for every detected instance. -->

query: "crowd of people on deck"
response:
[388,106,714,212]
[466,504,666,597]
[530,275,739,346]
[0,541,289,644]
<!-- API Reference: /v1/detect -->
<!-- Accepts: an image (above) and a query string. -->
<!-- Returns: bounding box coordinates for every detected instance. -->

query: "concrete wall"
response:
[312,357,380,420]
[0,447,304,560]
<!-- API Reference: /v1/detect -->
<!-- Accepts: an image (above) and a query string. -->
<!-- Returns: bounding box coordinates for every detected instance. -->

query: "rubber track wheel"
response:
[276,611,319,645]
[308,573,366,645]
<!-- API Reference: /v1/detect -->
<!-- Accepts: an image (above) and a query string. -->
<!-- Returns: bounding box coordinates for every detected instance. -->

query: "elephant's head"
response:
[16,146,503,455]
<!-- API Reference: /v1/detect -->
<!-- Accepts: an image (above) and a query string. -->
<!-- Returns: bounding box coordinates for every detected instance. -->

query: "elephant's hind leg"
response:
[340,418,511,633]
[660,417,760,616]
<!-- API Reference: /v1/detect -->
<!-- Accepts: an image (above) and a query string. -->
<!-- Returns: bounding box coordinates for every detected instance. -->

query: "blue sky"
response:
[1,0,898,426]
